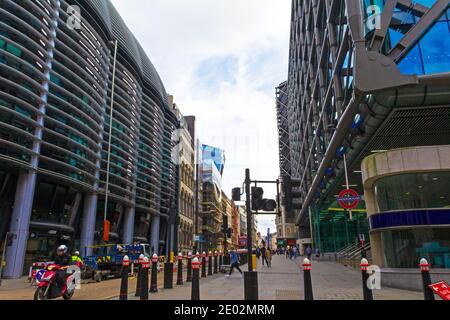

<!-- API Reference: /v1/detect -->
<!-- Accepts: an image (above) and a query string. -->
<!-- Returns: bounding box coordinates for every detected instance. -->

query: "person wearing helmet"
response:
[52,245,71,295]
[71,250,83,267]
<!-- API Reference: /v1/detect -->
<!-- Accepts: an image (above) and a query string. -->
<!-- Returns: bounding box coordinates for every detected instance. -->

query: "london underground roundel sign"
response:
[337,189,361,209]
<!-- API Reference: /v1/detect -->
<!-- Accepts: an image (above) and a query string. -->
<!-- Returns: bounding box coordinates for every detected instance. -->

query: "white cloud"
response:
[110,0,291,233]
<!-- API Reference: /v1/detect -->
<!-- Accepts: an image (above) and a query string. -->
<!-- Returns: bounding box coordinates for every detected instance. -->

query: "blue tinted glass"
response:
[419,21,450,74]
[412,0,437,8]
[388,28,404,48]
[398,43,424,75]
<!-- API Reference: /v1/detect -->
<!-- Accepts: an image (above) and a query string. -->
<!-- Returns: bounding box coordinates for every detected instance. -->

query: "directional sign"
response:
[337,188,361,210]
[428,281,450,300]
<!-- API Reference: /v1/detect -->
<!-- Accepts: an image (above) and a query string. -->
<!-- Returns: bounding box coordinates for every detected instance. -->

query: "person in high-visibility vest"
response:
[71,250,83,267]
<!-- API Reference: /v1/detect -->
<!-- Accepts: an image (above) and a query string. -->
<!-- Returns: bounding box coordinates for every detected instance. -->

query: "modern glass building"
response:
[0,0,177,278]
[285,0,450,274]
[275,81,299,249]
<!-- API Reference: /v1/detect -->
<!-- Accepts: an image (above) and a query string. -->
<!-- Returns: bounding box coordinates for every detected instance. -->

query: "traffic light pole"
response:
[245,169,253,272]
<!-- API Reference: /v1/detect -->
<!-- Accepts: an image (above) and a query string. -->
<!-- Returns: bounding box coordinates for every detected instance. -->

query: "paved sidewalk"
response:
[289,256,423,300]
[112,255,424,300]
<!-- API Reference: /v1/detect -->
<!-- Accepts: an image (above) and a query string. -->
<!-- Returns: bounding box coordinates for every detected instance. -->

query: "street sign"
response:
[238,236,247,246]
[337,188,361,210]
[428,281,450,300]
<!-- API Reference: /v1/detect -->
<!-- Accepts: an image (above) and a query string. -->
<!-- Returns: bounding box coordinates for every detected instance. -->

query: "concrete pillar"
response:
[80,193,97,257]
[150,214,160,255]
[122,207,135,244]
[4,172,37,278]
[370,232,383,267]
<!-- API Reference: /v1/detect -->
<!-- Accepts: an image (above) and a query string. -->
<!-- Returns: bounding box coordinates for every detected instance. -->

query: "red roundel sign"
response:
[337,189,361,209]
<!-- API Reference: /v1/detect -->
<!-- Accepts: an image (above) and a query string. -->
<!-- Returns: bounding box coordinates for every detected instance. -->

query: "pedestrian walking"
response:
[315,248,320,262]
[256,247,261,260]
[285,245,290,259]
[260,245,267,266]
[266,247,272,268]
[292,245,298,259]
[306,245,312,261]
[225,247,243,278]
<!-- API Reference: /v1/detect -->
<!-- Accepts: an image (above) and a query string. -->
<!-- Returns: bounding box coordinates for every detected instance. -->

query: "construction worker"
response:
[71,250,83,267]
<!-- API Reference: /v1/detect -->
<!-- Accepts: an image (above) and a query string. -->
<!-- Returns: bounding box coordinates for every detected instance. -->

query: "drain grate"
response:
[275,289,302,300]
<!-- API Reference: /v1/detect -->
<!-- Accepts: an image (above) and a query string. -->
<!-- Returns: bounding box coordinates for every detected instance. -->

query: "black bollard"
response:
[201,252,207,278]
[176,253,183,285]
[163,261,173,289]
[186,252,192,282]
[208,251,213,276]
[135,255,144,297]
[214,251,218,274]
[420,258,435,300]
[244,271,259,300]
[191,257,200,300]
[303,258,314,300]
[119,255,130,300]
[150,254,158,293]
[140,257,149,300]
[219,251,223,270]
[360,258,373,300]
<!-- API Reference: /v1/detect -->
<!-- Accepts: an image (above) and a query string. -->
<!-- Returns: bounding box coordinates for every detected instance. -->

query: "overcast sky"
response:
[111,0,291,233]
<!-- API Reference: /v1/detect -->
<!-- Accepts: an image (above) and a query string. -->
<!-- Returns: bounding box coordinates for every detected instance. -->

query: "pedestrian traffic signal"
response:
[281,176,302,215]
[251,187,264,210]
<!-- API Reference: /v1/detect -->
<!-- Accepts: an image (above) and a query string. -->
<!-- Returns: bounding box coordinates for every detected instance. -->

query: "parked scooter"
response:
[34,264,77,300]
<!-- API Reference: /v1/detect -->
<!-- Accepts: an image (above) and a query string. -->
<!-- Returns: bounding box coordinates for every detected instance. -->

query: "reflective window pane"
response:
[374,172,450,212]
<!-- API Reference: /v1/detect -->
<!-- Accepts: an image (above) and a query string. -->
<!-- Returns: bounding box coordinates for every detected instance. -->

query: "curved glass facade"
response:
[0,0,177,276]
[381,227,450,268]
[374,171,450,212]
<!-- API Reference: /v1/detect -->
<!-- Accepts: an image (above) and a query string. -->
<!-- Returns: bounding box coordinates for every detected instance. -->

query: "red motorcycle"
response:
[34,264,78,300]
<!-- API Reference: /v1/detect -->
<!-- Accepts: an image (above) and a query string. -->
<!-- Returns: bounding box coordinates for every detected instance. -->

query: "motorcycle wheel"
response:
[33,287,47,300]
[63,290,74,300]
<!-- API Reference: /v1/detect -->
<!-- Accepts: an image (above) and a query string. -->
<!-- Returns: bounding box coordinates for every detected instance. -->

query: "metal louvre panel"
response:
[0,0,174,218]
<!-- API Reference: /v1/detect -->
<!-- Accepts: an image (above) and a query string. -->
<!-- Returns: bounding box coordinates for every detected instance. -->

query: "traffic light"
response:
[262,199,277,212]
[281,176,302,215]
[221,214,228,232]
[251,187,264,210]
[6,233,14,246]
[232,187,241,201]
[226,227,232,238]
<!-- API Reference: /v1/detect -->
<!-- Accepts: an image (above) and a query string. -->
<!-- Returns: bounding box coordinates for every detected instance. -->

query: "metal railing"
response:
[336,242,372,269]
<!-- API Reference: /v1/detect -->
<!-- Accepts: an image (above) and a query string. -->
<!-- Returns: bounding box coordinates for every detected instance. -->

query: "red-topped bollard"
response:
[208,251,213,275]
[135,254,145,297]
[201,251,207,278]
[186,251,193,282]
[119,255,130,300]
[360,258,373,300]
[214,251,218,274]
[150,253,158,293]
[303,258,313,300]
[140,257,150,300]
[419,258,435,300]
[191,257,200,300]
[176,252,183,285]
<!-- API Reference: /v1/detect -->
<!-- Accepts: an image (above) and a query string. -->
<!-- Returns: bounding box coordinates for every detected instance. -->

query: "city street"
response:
[0,255,424,300]
[106,255,423,300]
[0,0,449,307]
